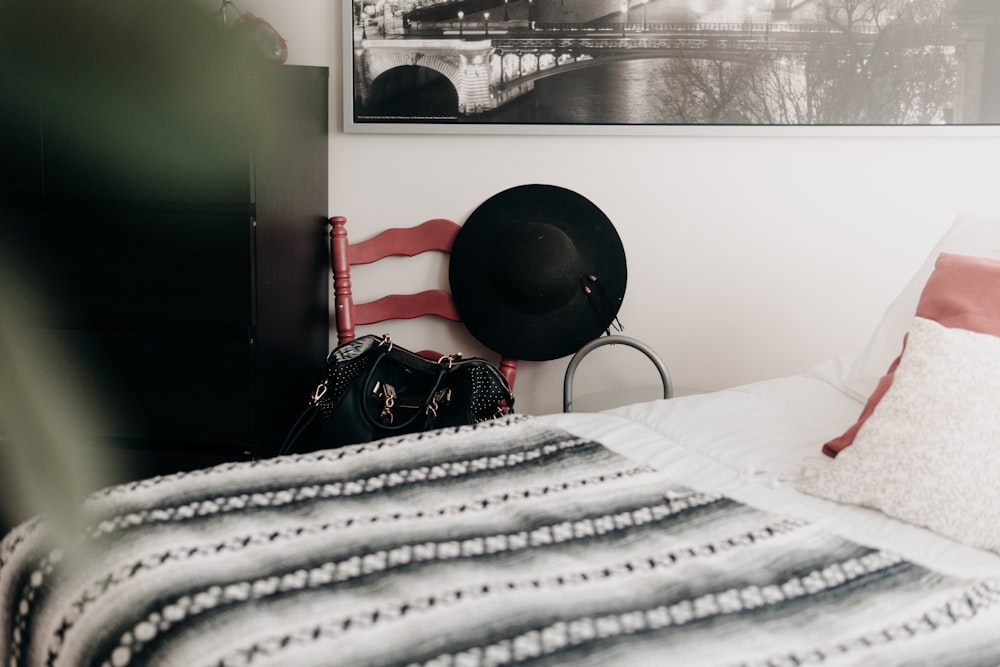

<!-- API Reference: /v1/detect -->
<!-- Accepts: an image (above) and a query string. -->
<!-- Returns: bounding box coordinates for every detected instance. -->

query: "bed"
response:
[5,212,1000,665]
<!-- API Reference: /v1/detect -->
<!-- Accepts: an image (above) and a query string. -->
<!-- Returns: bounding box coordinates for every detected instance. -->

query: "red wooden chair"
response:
[329,215,518,389]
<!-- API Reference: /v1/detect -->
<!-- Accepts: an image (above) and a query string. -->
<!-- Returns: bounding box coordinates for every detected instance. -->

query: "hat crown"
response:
[497,222,580,315]
[449,184,626,361]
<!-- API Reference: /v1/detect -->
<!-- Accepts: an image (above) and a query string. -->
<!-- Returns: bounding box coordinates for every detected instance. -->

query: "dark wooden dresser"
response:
[0,61,330,494]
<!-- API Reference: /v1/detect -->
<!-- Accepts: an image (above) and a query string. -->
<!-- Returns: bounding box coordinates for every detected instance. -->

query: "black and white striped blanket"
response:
[2,415,1000,666]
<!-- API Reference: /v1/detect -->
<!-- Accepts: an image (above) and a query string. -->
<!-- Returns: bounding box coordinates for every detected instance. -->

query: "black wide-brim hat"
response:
[449,184,627,362]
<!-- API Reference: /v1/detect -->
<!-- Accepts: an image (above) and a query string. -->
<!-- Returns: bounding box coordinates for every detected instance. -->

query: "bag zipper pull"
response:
[426,388,452,417]
[310,381,329,405]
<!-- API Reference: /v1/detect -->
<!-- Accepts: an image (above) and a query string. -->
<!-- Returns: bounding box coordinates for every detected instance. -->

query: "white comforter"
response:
[543,363,1000,580]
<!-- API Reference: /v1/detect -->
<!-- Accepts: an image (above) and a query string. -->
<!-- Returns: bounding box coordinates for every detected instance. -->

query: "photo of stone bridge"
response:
[349,0,1000,126]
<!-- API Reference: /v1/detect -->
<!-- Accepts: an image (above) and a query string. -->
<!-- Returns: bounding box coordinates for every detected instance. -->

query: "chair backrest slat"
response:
[329,215,518,389]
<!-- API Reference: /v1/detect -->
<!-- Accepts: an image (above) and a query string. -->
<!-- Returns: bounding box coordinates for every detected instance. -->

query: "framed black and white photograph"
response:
[344,0,1000,134]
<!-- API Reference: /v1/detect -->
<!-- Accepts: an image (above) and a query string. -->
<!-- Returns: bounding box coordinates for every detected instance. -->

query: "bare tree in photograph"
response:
[670,0,959,125]
[807,0,957,123]
[739,59,820,125]
[659,57,769,124]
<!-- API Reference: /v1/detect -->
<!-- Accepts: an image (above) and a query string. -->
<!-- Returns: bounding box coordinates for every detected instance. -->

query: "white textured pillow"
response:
[800,316,1000,553]
[843,212,1000,402]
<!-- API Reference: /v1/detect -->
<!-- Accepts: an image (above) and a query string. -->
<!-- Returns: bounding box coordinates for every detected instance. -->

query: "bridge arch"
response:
[357,40,498,116]
[367,65,460,117]
[367,53,462,90]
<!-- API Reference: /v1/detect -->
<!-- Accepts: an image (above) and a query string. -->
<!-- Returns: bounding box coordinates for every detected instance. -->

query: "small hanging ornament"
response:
[218,0,288,64]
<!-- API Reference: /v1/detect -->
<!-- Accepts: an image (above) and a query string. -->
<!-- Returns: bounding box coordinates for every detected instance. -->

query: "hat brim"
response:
[449,184,626,362]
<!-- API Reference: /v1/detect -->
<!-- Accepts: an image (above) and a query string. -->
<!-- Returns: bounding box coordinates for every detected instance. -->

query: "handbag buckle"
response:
[426,388,452,417]
[373,381,397,423]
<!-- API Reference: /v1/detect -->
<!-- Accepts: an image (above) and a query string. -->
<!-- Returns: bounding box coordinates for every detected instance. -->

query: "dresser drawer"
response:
[2,207,251,331]
[51,329,254,446]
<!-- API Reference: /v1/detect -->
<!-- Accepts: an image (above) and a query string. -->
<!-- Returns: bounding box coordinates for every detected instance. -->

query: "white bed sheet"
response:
[537,362,1000,580]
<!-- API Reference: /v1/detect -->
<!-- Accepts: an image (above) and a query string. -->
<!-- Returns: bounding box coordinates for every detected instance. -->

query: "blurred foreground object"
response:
[0,268,113,540]
[0,0,259,202]
[0,0,310,536]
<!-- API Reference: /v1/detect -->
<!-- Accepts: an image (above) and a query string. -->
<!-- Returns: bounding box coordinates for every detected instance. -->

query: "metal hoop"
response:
[563,335,673,412]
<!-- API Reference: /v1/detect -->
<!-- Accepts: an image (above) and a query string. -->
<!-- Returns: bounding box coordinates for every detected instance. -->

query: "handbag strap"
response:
[277,382,328,456]
[359,349,452,432]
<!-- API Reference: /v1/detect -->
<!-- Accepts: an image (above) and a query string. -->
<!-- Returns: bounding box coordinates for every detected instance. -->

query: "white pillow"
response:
[800,316,1000,553]
[843,212,1000,402]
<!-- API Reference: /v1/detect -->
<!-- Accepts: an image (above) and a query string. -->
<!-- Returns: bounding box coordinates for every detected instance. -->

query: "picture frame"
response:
[343,1,1000,136]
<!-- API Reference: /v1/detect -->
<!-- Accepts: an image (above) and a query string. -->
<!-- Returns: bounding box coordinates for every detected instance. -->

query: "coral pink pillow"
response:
[823,252,1000,457]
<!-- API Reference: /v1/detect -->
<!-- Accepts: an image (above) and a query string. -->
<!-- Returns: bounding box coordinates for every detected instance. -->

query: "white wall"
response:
[238,0,1000,414]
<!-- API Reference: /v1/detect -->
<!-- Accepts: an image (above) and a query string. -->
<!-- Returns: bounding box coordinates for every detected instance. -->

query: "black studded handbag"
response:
[279,334,514,455]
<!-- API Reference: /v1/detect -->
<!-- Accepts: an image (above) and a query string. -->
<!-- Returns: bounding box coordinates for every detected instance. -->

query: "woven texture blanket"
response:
[2,415,1000,666]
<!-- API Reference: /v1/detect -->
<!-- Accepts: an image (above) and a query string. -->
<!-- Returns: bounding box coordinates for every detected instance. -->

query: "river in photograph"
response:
[470,60,683,125]
[468,0,763,124]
